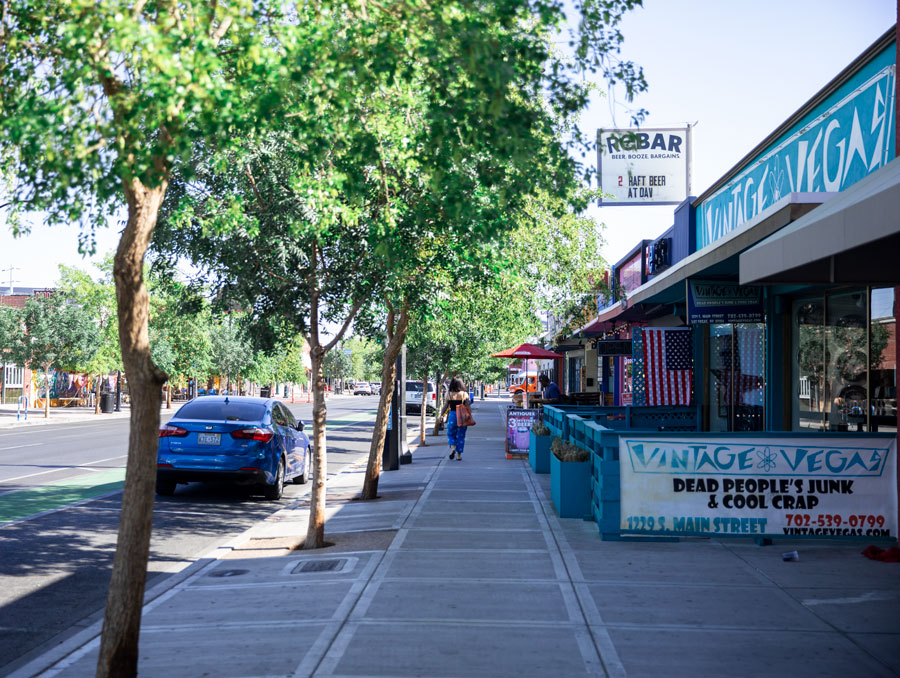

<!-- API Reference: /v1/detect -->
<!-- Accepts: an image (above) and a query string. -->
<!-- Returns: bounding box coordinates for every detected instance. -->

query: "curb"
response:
[3,438,385,678]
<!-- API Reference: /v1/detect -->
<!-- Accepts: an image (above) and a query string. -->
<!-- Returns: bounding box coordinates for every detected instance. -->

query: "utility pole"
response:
[1,266,20,295]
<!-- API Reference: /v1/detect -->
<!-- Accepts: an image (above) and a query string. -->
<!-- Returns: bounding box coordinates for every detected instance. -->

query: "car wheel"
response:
[293,450,309,484]
[156,479,177,496]
[264,458,285,500]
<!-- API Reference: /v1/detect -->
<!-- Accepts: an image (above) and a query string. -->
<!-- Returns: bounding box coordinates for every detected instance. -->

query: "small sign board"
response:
[687,280,764,324]
[598,127,691,206]
[506,407,541,456]
[618,434,898,540]
[595,339,632,356]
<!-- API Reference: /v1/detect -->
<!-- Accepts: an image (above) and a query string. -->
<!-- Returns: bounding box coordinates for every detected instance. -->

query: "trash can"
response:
[259,387,271,398]
[100,392,115,413]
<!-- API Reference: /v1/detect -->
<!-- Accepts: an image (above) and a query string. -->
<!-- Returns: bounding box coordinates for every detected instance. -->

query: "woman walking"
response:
[442,377,470,461]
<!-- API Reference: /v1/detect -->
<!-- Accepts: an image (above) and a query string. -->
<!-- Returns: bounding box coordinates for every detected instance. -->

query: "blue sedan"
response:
[156,396,311,500]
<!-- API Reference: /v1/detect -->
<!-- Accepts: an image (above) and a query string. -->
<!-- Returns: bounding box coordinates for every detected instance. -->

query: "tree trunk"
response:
[165,382,171,409]
[361,302,409,500]
[304,347,328,548]
[432,369,450,436]
[419,366,429,445]
[43,364,51,419]
[96,178,168,678]
[95,373,102,414]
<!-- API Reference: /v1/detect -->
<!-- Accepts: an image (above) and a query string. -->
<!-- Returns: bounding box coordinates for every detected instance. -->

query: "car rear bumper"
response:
[157,467,270,485]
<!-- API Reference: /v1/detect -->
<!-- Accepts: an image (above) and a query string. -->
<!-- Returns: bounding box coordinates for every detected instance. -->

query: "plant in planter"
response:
[529,421,552,473]
[550,437,592,519]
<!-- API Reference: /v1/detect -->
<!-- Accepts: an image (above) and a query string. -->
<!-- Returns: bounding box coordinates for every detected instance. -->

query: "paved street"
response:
[7,397,899,678]
[0,395,387,675]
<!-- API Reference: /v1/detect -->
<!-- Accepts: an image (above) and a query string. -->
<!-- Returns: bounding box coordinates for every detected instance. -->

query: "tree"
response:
[149,0,646,549]
[0,306,20,400]
[8,295,99,418]
[57,258,122,413]
[147,273,213,404]
[0,2,313,671]
[323,347,351,390]
[208,317,253,394]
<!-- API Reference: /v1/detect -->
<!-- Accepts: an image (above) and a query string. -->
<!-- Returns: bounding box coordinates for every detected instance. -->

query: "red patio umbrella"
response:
[491,344,563,407]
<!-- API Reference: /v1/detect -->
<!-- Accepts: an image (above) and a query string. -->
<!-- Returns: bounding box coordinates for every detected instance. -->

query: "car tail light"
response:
[157,463,173,468]
[159,425,188,438]
[231,427,274,443]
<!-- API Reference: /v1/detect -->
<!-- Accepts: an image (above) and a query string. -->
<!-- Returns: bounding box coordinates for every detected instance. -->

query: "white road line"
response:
[0,443,42,451]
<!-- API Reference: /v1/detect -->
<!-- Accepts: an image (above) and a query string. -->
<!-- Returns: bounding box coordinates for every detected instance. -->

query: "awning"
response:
[576,301,627,334]
[740,157,900,285]
[627,193,831,307]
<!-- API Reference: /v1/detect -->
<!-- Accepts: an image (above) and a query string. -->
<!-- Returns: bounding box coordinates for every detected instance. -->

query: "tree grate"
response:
[293,559,344,573]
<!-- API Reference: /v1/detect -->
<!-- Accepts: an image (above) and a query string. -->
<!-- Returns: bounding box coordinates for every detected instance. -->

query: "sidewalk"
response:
[11,399,900,677]
[0,403,133,428]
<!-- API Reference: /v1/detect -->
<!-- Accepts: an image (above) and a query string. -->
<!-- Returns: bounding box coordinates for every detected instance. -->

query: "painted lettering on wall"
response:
[696,59,896,249]
[618,435,898,539]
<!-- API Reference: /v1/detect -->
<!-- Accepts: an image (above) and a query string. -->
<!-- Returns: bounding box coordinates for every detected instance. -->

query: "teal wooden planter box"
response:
[529,432,551,474]
[550,453,592,519]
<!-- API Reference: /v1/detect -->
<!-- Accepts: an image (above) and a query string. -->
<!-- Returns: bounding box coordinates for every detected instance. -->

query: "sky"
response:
[0,1,897,290]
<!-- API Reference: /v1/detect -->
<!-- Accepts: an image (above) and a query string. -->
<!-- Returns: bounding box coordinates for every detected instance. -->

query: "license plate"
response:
[198,433,221,446]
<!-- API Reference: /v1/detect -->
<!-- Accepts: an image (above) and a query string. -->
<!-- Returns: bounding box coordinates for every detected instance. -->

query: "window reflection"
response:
[791,288,896,433]
[709,323,765,432]
[794,298,826,430]
[870,288,896,432]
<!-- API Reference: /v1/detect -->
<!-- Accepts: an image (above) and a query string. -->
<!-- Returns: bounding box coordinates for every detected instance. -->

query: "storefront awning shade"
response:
[740,157,900,285]
[627,194,829,308]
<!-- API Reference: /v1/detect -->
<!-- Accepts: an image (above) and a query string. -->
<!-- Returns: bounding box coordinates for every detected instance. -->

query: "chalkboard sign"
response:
[595,339,632,356]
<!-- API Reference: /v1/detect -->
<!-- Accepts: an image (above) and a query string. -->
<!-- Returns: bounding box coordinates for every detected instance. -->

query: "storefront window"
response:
[618,255,642,294]
[870,288,896,432]
[791,288,895,432]
[825,291,868,431]
[794,298,826,429]
[708,323,766,431]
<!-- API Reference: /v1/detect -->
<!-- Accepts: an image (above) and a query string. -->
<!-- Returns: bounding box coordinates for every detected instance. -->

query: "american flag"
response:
[717,327,766,405]
[634,327,693,406]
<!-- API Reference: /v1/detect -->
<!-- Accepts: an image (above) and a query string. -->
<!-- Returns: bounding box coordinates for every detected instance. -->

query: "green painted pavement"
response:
[0,468,126,525]
[325,411,378,428]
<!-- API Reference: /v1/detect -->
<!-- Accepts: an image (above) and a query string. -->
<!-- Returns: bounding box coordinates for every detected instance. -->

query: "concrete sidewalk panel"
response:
[187,553,374,587]
[53,621,328,678]
[572,542,769,587]
[608,627,896,678]
[384,549,558,581]
[587,582,830,630]
[141,580,354,626]
[429,488,531,501]
[362,580,571,622]
[421,499,533,514]
[725,542,900,588]
[848,632,900,674]
[411,511,542,531]
[401,528,549,551]
[327,622,601,678]
[785,586,900,632]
